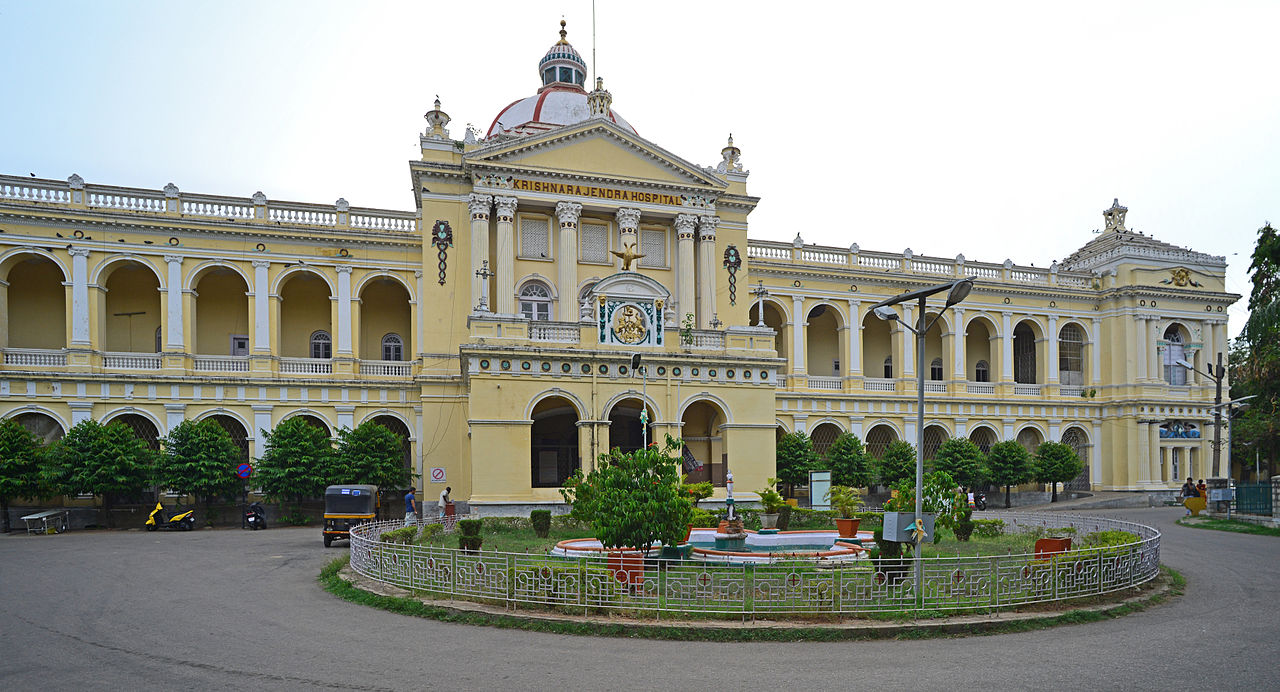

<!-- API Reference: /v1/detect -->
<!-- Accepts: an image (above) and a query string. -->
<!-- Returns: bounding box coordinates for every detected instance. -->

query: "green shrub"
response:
[279,508,313,526]
[954,510,974,541]
[757,478,787,513]
[458,518,483,537]
[378,526,418,545]
[458,534,483,552]
[971,518,1004,538]
[530,509,552,538]
[1080,529,1138,547]
[416,523,443,543]
[777,504,792,531]
[690,508,719,528]
[872,527,902,559]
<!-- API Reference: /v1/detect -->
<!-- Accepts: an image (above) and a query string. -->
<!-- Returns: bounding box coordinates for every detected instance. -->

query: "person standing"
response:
[1180,477,1197,515]
[403,488,417,527]
[1197,479,1207,500]
[438,486,452,518]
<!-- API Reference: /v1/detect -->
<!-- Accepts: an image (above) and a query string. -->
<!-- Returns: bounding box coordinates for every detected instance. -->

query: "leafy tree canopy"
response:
[1034,441,1084,502]
[985,440,1033,508]
[826,432,872,488]
[775,432,818,490]
[1230,223,1280,476]
[43,420,154,524]
[882,470,963,530]
[332,422,414,490]
[932,437,986,489]
[876,439,917,486]
[560,435,693,554]
[255,417,333,502]
[0,418,46,532]
[158,419,243,507]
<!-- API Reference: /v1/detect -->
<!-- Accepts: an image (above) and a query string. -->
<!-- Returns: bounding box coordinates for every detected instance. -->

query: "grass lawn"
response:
[1176,516,1280,537]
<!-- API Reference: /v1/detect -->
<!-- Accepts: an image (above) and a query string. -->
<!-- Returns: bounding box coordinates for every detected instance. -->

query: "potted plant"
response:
[757,478,786,529]
[825,485,864,538]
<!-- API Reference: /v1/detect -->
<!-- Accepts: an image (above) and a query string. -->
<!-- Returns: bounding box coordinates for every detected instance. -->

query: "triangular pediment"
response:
[468,120,725,190]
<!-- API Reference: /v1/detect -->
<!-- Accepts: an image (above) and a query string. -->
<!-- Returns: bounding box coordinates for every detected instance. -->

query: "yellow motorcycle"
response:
[146,501,196,531]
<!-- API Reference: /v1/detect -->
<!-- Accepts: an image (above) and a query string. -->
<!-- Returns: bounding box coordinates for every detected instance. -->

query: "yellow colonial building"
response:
[0,24,1237,513]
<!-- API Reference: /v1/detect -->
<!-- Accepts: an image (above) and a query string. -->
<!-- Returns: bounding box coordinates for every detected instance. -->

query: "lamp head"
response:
[944,279,974,307]
[630,353,641,371]
[1175,359,1194,370]
[873,305,899,322]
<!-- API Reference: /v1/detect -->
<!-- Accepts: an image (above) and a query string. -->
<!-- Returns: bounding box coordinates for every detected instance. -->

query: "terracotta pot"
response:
[835,517,860,538]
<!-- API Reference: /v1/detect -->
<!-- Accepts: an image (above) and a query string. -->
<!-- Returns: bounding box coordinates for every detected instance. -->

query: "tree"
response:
[826,432,873,488]
[876,440,917,486]
[158,419,243,520]
[1034,441,1084,502]
[559,435,693,554]
[985,441,1033,508]
[332,422,415,517]
[775,432,817,497]
[0,419,45,533]
[255,417,333,505]
[1229,223,1280,479]
[44,420,154,527]
[932,437,985,489]
[883,470,963,532]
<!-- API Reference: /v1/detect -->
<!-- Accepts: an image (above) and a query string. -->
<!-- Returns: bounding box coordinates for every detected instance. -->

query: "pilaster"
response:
[469,193,493,311]
[494,196,518,314]
[674,213,697,327]
[696,215,718,328]
[555,202,583,320]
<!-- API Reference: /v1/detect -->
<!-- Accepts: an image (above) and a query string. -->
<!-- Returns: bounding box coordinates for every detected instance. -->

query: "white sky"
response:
[2,0,1274,337]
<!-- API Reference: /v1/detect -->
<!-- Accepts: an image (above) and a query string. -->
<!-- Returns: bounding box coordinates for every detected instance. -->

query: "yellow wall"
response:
[279,273,331,358]
[358,278,411,359]
[102,263,161,352]
[8,257,65,349]
[195,269,249,355]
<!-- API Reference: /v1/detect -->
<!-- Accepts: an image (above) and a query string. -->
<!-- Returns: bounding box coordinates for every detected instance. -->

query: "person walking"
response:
[1197,479,1207,499]
[1180,477,1197,515]
[403,488,417,527]
[438,486,452,518]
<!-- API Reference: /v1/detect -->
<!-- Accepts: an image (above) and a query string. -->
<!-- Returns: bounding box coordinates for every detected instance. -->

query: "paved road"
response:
[2,507,1277,691]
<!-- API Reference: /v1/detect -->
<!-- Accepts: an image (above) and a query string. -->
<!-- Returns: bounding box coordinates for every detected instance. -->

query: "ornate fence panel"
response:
[347,512,1161,618]
[1234,483,1272,515]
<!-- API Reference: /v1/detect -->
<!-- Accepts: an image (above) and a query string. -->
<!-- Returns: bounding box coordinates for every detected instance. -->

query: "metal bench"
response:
[20,509,69,535]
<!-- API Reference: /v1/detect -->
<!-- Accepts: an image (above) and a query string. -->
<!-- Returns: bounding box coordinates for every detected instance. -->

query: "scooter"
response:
[146,501,196,531]
[973,491,987,511]
[242,502,267,530]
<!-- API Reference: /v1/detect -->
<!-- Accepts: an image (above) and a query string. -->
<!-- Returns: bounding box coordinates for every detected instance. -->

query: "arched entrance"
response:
[1061,426,1091,490]
[11,411,65,444]
[206,414,250,465]
[109,413,160,451]
[1016,426,1044,456]
[681,400,727,486]
[531,396,579,487]
[607,398,654,454]
[2,254,66,349]
[810,422,842,457]
[969,426,998,455]
[966,317,996,383]
[863,312,893,380]
[1013,320,1041,384]
[922,424,948,461]
[193,267,250,355]
[750,300,788,365]
[865,424,898,460]
[370,414,413,479]
[806,304,842,377]
[278,272,332,358]
[359,278,412,361]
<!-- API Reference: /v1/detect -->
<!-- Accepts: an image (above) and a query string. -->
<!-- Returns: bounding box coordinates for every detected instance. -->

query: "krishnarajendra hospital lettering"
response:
[512,179,682,206]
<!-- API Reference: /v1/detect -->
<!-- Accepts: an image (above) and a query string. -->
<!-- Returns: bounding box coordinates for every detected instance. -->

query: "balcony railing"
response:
[193,355,249,372]
[279,357,332,375]
[1013,384,1042,396]
[966,383,995,394]
[1059,386,1084,397]
[529,321,580,344]
[102,352,161,369]
[863,378,896,392]
[924,382,947,393]
[360,360,411,377]
[3,348,66,367]
[687,329,725,350]
[807,375,843,390]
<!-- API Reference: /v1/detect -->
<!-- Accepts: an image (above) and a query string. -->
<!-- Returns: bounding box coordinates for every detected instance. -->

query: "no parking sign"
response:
[430,467,446,483]
[237,463,253,479]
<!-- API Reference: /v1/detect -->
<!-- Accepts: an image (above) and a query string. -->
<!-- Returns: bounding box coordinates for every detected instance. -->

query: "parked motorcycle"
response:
[973,492,987,511]
[242,502,267,530]
[146,502,196,531]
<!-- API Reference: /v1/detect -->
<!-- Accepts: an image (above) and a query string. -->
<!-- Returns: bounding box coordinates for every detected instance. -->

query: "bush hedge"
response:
[530,509,552,538]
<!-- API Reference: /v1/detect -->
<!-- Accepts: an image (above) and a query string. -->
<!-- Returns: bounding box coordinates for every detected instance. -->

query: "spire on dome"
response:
[539,20,587,90]
[557,19,569,44]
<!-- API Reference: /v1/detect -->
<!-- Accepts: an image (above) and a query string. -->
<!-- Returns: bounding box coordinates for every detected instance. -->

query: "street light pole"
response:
[1177,353,1228,477]
[871,277,975,603]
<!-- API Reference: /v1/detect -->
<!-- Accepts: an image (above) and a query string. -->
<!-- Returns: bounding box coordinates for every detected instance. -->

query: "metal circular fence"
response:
[347,512,1161,617]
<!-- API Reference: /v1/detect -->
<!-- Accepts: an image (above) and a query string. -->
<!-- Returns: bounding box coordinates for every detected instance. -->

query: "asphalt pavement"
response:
[2,506,1277,691]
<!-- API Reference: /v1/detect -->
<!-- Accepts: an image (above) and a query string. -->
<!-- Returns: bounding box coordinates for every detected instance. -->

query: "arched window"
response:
[519,282,552,321]
[381,333,403,361]
[930,357,943,381]
[975,360,990,383]
[1163,326,1186,385]
[883,356,893,378]
[1059,324,1084,386]
[310,330,332,359]
[154,326,162,353]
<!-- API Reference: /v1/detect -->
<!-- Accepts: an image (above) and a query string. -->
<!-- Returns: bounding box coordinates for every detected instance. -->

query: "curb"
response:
[335,564,1176,639]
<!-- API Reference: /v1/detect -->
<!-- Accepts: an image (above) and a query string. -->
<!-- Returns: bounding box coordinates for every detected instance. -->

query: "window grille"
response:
[519,217,550,259]
[883,356,893,378]
[639,228,666,267]
[580,222,608,263]
[382,333,403,361]
[1013,323,1036,384]
[1059,323,1084,385]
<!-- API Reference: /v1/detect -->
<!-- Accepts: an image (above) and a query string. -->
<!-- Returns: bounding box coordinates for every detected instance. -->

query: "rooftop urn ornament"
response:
[1103,198,1128,233]
[587,77,613,119]
[610,242,645,271]
[717,134,743,173]
[424,97,451,139]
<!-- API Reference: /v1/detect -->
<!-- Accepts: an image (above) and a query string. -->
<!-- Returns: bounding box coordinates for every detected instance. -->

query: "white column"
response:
[252,260,271,352]
[1092,421,1103,486]
[494,196,518,314]
[252,405,273,457]
[555,202,583,320]
[69,247,91,345]
[674,213,698,326]
[1001,311,1014,381]
[790,294,805,374]
[794,415,808,435]
[905,420,917,447]
[468,193,492,311]
[616,207,641,271]
[697,215,719,328]
[1090,317,1102,384]
[847,299,862,374]
[952,307,966,379]
[1150,320,1163,381]
[848,417,863,438]
[902,304,915,376]
[1002,419,1015,441]
[414,270,425,356]
[1134,316,1148,383]
[164,255,184,350]
[954,418,968,436]
[1047,315,1059,384]
[336,265,352,355]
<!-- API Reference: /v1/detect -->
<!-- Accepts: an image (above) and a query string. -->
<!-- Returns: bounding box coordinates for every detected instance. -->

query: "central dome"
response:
[486,20,636,138]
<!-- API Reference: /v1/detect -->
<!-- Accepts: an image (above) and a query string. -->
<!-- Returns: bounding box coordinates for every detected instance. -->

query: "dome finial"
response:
[558,19,568,44]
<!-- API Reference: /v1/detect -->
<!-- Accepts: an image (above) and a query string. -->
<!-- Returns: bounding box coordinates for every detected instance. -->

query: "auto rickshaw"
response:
[323,484,378,547]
